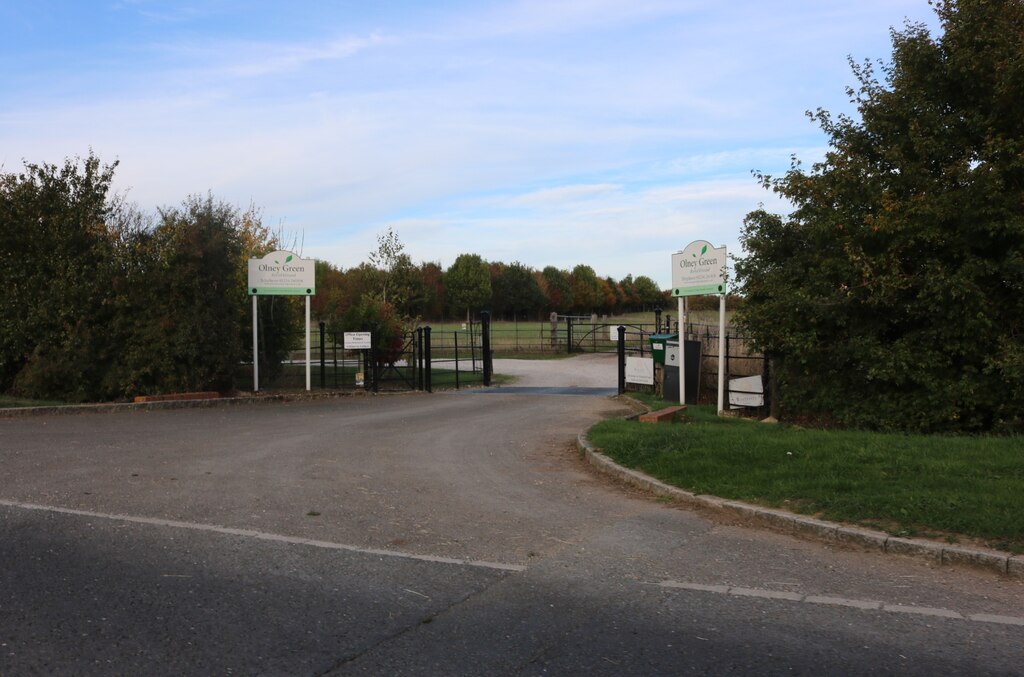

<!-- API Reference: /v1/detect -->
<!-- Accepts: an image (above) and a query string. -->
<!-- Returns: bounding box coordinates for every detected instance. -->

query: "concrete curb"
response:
[0,389,412,419]
[577,432,1022,580]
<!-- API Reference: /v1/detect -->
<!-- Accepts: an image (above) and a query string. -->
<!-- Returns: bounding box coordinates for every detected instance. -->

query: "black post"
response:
[725,334,731,394]
[566,316,573,354]
[454,331,461,389]
[416,327,424,391]
[655,308,662,333]
[424,326,432,393]
[481,311,492,386]
[332,333,338,389]
[617,325,626,394]
[363,349,377,393]
[319,322,326,389]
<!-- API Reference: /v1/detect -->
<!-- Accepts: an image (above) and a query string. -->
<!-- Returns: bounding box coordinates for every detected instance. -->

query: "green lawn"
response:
[0,395,66,408]
[588,396,1024,553]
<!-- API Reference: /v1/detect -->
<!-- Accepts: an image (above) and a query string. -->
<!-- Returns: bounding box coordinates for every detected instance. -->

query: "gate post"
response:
[566,316,573,354]
[416,327,424,391]
[424,326,432,393]
[617,325,626,394]
[319,321,326,389]
[481,311,492,386]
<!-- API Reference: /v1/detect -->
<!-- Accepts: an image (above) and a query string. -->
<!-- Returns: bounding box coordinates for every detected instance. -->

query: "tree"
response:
[493,261,546,320]
[632,275,664,311]
[735,0,1024,432]
[569,264,603,315]
[367,227,420,316]
[541,266,573,312]
[446,253,492,321]
[0,153,119,400]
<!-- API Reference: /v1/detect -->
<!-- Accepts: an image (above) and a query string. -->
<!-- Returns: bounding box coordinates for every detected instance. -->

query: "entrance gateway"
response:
[671,240,727,413]
[248,250,316,392]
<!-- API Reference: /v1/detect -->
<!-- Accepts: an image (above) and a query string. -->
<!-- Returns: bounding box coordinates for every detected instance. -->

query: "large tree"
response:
[735,0,1024,432]
[445,253,492,321]
[492,261,546,320]
[0,154,119,400]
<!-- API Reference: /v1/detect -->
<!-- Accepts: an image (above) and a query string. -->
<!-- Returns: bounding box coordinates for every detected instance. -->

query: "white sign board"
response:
[344,332,372,350]
[625,356,655,385]
[248,250,316,295]
[671,241,727,297]
[729,375,765,408]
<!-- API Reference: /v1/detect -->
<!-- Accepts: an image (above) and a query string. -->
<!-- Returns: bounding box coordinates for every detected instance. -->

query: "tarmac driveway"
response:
[1,353,1021,675]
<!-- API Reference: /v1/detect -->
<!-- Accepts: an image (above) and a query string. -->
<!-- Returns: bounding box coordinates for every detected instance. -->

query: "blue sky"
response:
[1,1,940,287]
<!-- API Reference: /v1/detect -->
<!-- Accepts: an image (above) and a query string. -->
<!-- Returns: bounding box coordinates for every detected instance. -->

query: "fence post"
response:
[566,316,573,354]
[319,322,326,389]
[424,326,432,393]
[655,308,662,333]
[617,325,626,394]
[454,330,461,389]
[481,311,492,386]
[724,334,731,407]
[415,327,424,391]
[332,331,338,389]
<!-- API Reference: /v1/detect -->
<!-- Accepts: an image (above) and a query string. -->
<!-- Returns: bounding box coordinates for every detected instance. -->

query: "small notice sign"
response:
[625,356,655,385]
[344,332,372,350]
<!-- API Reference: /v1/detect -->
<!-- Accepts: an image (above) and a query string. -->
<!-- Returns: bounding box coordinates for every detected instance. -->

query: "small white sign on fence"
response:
[344,332,372,350]
[729,374,764,408]
[626,356,655,386]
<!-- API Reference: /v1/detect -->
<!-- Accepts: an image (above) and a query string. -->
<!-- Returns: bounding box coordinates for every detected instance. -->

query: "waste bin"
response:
[648,333,678,364]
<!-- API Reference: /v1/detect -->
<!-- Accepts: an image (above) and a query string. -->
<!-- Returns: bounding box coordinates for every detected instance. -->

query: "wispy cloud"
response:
[1,0,939,286]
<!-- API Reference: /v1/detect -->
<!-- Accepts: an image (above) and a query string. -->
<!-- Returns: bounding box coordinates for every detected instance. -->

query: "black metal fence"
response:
[243,319,494,393]
[613,321,769,415]
[244,311,767,415]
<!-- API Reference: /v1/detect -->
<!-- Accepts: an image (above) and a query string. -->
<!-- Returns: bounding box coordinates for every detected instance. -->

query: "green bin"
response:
[649,333,678,364]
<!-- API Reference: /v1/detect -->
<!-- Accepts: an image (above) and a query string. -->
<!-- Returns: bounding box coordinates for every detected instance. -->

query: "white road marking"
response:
[659,580,1024,627]
[0,499,526,573]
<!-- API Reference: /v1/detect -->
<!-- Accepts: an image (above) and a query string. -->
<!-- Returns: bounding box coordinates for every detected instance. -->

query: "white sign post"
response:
[671,241,727,412]
[248,250,316,392]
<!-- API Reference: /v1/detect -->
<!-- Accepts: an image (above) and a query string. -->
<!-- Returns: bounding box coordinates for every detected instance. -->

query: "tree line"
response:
[313,229,667,326]
[0,157,668,402]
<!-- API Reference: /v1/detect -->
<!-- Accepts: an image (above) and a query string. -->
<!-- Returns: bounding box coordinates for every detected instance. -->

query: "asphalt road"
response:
[1,354,1021,675]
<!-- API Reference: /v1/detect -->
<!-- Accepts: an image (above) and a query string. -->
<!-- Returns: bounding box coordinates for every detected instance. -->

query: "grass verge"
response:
[588,396,1024,553]
[0,395,66,408]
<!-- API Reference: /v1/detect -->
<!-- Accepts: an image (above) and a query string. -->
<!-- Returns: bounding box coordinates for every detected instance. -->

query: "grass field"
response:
[588,394,1024,553]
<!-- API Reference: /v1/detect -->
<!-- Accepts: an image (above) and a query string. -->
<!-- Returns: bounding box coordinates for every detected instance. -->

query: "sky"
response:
[0,0,941,288]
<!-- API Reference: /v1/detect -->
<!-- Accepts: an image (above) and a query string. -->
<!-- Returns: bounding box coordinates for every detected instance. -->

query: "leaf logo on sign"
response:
[274,255,294,265]
[694,245,707,257]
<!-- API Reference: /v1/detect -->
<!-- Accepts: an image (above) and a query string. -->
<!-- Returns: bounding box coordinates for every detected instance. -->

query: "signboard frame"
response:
[672,240,728,414]
[247,250,317,392]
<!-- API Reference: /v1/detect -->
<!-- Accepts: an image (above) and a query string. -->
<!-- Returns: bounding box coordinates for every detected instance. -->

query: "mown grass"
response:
[0,395,66,408]
[588,396,1024,553]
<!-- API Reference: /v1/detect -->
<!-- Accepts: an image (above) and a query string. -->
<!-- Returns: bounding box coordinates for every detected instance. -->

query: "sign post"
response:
[248,250,316,392]
[671,240,727,412]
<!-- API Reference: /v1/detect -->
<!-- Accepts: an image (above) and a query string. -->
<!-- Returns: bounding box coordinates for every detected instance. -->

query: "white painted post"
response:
[252,295,259,392]
[718,292,726,414]
[305,295,311,391]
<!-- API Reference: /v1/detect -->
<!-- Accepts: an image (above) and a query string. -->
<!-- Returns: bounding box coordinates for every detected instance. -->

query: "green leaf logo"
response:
[285,255,293,263]
[694,244,707,257]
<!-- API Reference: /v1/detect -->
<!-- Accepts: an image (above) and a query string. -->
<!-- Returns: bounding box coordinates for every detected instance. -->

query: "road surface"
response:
[1,354,1020,675]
